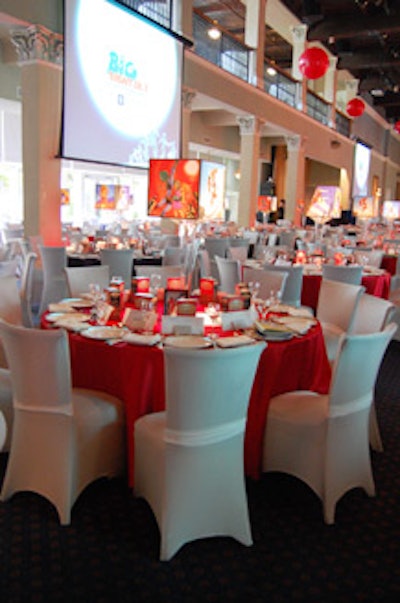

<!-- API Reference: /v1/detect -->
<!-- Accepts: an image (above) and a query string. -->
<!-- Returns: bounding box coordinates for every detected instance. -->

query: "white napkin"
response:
[161,315,204,335]
[272,316,316,334]
[123,333,161,346]
[220,308,255,331]
[216,335,256,348]
[122,308,157,332]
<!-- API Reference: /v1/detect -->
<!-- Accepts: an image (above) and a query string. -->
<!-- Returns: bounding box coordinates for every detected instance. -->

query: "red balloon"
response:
[298,47,330,80]
[346,97,365,117]
[394,120,400,134]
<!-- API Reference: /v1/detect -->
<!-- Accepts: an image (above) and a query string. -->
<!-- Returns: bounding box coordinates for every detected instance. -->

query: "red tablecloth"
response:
[381,255,397,276]
[42,314,331,487]
[301,272,391,312]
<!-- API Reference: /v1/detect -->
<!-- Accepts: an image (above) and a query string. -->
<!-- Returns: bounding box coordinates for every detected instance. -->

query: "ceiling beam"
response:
[307,14,400,42]
[338,53,400,71]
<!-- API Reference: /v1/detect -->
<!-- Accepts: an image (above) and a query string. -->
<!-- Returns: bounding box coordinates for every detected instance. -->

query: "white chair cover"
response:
[262,323,396,524]
[134,342,266,560]
[38,246,68,315]
[242,266,288,301]
[263,264,304,307]
[64,265,110,297]
[316,279,365,363]
[0,320,125,525]
[99,248,135,288]
[215,256,241,293]
[322,264,363,285]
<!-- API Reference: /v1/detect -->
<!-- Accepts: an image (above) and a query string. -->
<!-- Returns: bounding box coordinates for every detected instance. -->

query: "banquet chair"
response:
[0,274,24,369]
[316,279,365,363]
[134,341,266,560]
[0,320,126,525]
[0,369,12,451]
[64,265,110,297]
[38,246,68,315]
[263,264,304,307]
[351,293,396,452]
[261,323,396,524]
[0,409,6,452]
[160,234,180,249]
[354,249,384,268]
[204,237,229,260]
[20,252,38,328]
[242,266,288,301]
[278,230,297,250]
[215,256,241,294]
[0,258,18,277]
[322,264,363,285]
[227,246,248,263]
[99,248,135,288]
[162,246,184,266]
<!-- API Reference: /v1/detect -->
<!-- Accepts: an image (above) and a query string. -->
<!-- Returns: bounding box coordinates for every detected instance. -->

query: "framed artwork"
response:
[148,159,200,219]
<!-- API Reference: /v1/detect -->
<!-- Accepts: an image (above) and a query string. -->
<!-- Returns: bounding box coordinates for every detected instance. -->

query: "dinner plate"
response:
[123,333,162,346]
[46,312,66,323]
[48,312,90,324]
[80,326,128,340]
[216,335,255,348]
[60,297,94,309]
[261,331,293,342]
[163,336,213,349]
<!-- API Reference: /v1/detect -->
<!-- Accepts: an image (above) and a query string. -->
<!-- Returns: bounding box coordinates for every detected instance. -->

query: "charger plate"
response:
[163,336,212,349]
[81,326,128,340]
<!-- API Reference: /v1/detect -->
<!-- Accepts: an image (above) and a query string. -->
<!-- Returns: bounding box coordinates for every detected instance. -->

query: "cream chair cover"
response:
[263,264,304,307]
[20,252,38,328]
[0,274,24,369]
[242,266,288,301]
[64,265,110,297]
[215,256,241,293]
[316,279,365,363]
[0,320,126,525]
[0,410,6,452]
[322,264,363,285]
[134,342,266,561]
[99,248,135,287]
[262,323,396,524]
[0,369,12,451]
[351,293,396,452]
[38,246,68,315]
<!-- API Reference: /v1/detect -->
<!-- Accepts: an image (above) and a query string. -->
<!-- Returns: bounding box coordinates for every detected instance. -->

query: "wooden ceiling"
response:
[193,0,400,125]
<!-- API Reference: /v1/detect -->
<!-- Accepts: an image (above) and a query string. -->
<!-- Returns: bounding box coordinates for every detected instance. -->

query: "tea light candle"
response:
[200,278,215,298]
[334,252,344,265]
[132,277,150,293]
[167,276,185,290]
[295,250,307,264]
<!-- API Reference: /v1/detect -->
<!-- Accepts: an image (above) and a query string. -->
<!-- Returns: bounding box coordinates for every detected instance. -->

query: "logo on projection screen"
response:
[77,0,178,139]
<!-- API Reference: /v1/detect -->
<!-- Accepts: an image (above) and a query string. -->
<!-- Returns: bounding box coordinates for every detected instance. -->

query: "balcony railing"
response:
[264,68,297,109]
[306,91,330,126]
[192,13,249,82]
[115,0,172,29]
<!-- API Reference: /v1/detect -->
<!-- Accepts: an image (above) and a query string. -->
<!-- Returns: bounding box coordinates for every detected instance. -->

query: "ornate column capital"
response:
[11,24,63,66]
[182,88,196,110]
[236,115,260,136]
[290,24,308,45]
[285,134,302,152]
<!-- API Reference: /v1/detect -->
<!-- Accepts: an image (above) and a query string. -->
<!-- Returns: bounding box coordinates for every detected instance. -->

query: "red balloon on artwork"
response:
[346,97,365,117]
[298,47,330,80]
[394,120,400,134]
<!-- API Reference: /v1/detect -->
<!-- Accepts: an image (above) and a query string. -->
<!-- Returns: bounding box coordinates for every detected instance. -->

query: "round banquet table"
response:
[301,271,391,312]
[42,315,331,487]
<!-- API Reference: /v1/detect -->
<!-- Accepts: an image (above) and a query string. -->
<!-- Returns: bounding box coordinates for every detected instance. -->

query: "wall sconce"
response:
[207,21,221,40]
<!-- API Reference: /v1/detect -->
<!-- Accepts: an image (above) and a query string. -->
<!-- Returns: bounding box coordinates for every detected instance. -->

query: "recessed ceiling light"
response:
[266,66,277,77]
[207,22,221,40]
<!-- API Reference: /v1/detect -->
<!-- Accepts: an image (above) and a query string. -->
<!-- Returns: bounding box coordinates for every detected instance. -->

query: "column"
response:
[245,0,266,88]
[285,135,306,225]
[236,115,261,228]
[11,24,63,244]
[290,24,308,111]
[345,78,360,103]
[181,88,196,157]
[325,56,338,128]
[173,0,193,41]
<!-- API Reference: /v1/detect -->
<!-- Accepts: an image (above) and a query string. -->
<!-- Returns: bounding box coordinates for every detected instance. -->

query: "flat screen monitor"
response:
[62,0,184,168]
[352,141,371,198]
